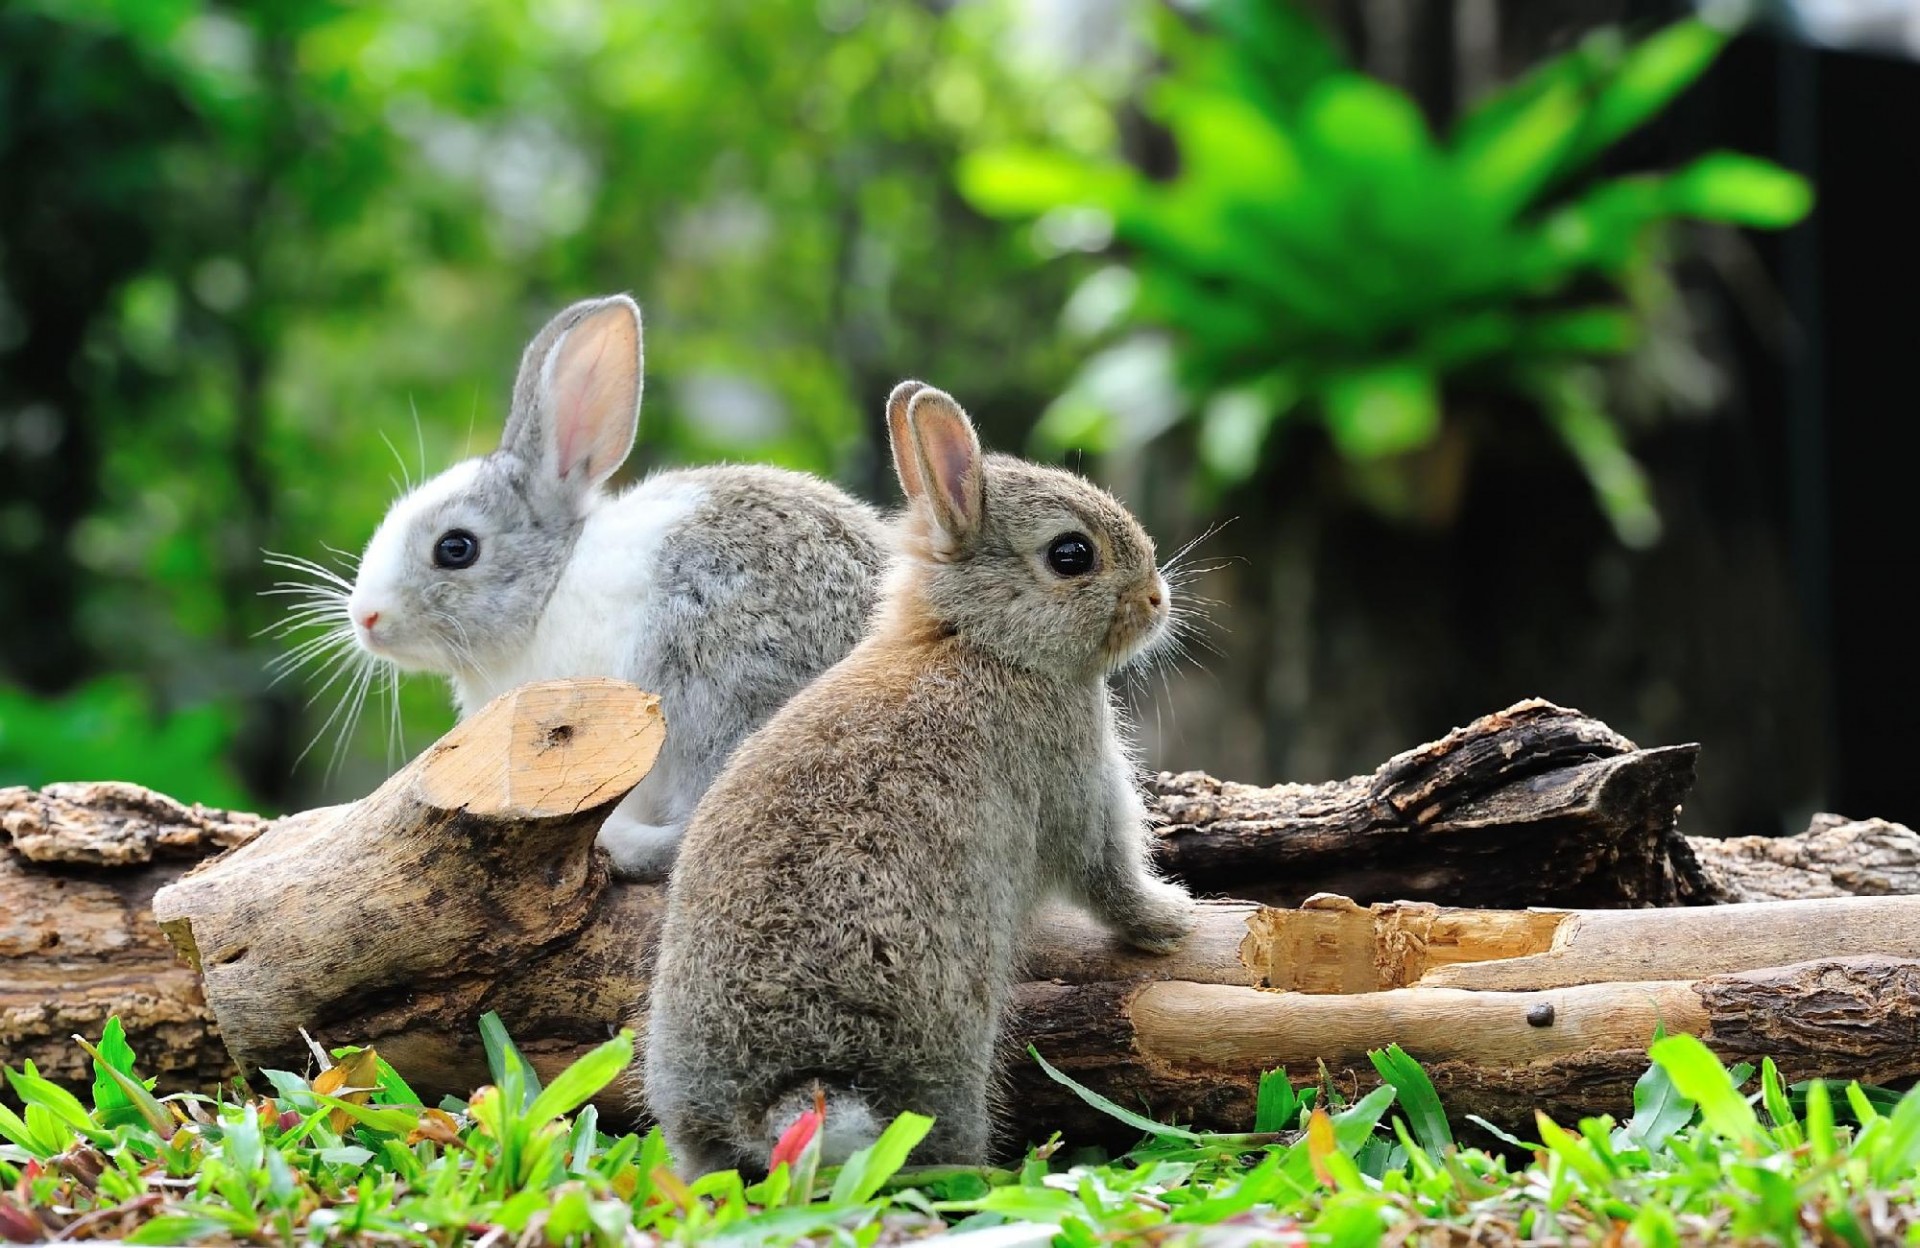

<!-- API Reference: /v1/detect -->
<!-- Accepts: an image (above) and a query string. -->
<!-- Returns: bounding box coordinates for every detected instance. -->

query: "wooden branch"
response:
[150,678,665,1094]
[1236,892,1920,992]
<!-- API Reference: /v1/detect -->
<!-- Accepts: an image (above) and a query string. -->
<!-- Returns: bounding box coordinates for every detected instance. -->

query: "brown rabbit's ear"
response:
[906,388,983,551]
[885,380,930,500]
[503,295,643,493]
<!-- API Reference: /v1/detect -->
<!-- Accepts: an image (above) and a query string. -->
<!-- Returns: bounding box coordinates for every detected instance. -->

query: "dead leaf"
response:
[648,1166,695,1212]
[407,1108,465,1148]
[1306,1107,1337,1187]
[311,1045,382,1133]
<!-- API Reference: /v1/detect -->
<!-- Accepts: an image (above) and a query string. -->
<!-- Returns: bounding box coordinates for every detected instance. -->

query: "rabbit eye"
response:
[433,529,480,569]
[1045,533,1096,577]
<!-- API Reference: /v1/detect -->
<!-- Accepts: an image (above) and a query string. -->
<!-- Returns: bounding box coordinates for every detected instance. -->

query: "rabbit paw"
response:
[1116,878,1197,955]
[597,818,683,882]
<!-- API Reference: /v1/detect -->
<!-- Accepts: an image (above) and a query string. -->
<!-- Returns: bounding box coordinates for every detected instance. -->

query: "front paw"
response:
[1118,879,1196,954]
[597,820,682,882]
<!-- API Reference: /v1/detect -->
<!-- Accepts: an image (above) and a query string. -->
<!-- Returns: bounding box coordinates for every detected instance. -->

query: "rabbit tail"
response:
[764,1083,883,1168]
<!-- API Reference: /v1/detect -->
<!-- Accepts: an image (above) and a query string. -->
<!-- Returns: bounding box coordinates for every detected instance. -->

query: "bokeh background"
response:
[3,0,1915,838]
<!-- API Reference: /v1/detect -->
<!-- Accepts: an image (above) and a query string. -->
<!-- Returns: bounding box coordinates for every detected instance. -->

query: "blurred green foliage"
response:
[0,0,1812,811]
[1,0,1116,808]
[0,679,248,807]
[960,6,1811,545]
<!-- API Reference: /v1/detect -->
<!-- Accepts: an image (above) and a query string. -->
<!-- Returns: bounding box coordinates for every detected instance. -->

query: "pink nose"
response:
[359,610,380,631]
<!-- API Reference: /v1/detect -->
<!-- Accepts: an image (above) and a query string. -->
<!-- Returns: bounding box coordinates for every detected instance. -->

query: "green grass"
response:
[5,1019,1920,1246]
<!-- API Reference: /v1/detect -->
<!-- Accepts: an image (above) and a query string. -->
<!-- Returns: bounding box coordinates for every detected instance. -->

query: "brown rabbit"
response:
[642,381,1196,1176]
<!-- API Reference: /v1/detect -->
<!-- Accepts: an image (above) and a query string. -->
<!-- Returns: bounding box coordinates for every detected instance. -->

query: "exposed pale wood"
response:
[1233,892,1920,994]
[1239,894,1566,993]
[150,679,666,1085]
[1128,979,1708,1071]
[1416,895,1920,991]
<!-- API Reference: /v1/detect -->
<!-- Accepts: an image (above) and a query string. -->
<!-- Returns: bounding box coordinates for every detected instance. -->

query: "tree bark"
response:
[1,783,262,1089]
[10,685,1920,1149]
[1687,813,1920,902]
[1148,698,1709,908]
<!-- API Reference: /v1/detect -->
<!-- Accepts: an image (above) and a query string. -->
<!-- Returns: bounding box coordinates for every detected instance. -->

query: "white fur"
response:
[349,461,487,668]
[448,474,709,712]
[814,1103,883,1167]
[595,815,685,879]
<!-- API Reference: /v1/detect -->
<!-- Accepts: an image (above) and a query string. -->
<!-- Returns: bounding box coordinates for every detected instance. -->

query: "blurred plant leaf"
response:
[957,13,1806,544]
[1322,366,1440,460]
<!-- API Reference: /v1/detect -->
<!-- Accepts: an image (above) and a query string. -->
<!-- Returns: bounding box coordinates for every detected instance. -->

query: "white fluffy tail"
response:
[763,1084,883,1168]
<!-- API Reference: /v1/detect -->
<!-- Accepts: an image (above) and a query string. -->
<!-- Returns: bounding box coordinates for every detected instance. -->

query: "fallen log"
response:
[1149,700,1709,908]
[0,784,261,1088]
[1689,813,1920,902]
[1008,956,1920,1143]
[10,683,1920,1149]
[6,694,1704,1088]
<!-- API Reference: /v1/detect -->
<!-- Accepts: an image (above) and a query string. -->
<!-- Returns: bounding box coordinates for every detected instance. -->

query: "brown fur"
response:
[641,383,1195,1176]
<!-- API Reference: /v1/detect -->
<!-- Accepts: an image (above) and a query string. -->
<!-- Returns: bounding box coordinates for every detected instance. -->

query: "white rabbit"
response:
[336,295,889,878]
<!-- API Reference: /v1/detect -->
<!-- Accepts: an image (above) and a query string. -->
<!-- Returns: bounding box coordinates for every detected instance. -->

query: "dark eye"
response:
[433,529,480,569]
[1045,533,1096,577]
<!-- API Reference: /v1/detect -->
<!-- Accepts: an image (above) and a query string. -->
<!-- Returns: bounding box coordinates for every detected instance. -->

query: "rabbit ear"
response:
[906,388,983,550]
[885,380,930,500]
[503,295,643,492]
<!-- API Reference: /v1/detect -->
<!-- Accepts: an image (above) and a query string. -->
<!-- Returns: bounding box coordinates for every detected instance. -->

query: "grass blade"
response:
[73,1035,174,1139]
[1368,1044,1452,1151]
[1625,1048,1696,1153]
[478,1010,543,1108]
[1027,1046,1201,1141]
[1254,1068,1299,1133]
[524,1031,633,1132]
[828,1112,935,1205]
[1648,1034,1760,1143]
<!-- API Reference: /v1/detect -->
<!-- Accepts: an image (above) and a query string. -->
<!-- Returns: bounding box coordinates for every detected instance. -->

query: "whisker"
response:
[378,428,414,495]
[1159,518,1237,578]
[262,553,354,592]
[319,541,362,573]
[267,629,355,676]
[324,660,379,783]
[255,605,347,640]
[290,651,368,770]
[289,639,364,700]
[386,666,407,770]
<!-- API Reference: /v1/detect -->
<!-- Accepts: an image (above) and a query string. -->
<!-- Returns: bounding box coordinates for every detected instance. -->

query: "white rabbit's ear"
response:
[885,379,930,501]
[906,388,983,551]
[503,295,643,491]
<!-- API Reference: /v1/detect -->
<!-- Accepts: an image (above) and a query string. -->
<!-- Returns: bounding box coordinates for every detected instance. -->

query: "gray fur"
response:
[346,295,889,878]
[614,465,891,858]
[642,382,1196,1177]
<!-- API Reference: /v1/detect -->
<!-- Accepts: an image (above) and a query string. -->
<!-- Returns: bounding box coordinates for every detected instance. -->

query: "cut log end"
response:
[417,679,665,819]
